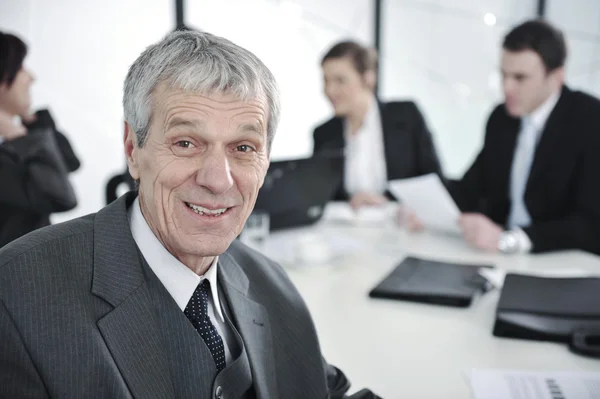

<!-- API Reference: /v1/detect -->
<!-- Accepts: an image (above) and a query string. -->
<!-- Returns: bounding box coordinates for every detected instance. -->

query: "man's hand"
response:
[349,192,388,210]
[458,213,502,252]
[397,205,425,232]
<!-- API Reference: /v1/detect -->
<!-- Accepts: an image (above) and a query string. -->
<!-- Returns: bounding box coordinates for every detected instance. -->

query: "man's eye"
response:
[176,141,193,148]
[237,145,254,153]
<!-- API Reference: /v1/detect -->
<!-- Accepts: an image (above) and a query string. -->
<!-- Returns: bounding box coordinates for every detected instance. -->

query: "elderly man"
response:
[0,31,379,399]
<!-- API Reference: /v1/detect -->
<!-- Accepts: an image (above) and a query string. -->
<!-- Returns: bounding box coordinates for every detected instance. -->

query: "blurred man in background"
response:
[412,20,600,255]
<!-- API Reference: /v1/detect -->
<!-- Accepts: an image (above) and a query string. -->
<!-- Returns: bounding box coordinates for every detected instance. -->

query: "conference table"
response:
[254,205,600,398]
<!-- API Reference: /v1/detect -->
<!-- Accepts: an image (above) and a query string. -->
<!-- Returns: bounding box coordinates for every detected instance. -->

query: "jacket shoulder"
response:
[381,100,423,114]
[226,240,307,308]
[379,100,428,125]
[483,103,514,138]
[567,89,600,114]
[382,100,417,109]
[487,103,509,122]
[313,116,342,136]
[0,214,95,271]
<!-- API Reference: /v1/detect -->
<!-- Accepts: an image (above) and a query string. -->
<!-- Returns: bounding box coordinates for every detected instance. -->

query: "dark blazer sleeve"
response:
[523,127,600,254]
[324,360,382,398]
[406,101,442,176]
[312,119,348,201]
[0,299,50,398]
[27,109,81,172]
[312,125,325,154]
[445,106,501,212]
[446,150,487,212]
[0,128,78,214]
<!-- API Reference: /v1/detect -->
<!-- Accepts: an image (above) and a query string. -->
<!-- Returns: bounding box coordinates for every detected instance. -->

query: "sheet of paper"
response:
[465,369,600,399]
[321,202,357,222]
[259,228,366,266]
[388,173,461,234]
[322,201,397,225]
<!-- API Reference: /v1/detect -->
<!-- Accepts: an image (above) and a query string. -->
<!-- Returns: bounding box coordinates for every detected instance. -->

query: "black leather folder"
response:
[493,274,600,357]
[368,257,494,307]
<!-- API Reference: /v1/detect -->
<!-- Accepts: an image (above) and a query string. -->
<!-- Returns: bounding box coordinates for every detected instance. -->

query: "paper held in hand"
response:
[388,173,461,234]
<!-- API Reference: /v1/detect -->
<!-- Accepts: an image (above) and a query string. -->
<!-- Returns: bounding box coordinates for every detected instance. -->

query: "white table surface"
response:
[260,216,600,399]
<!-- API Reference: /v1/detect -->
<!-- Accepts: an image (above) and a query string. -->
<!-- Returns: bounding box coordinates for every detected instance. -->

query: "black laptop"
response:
[253,151,344,231]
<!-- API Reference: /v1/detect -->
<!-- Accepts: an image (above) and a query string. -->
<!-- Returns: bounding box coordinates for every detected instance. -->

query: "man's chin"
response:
[333,108,349,117]
[505,104,522,118]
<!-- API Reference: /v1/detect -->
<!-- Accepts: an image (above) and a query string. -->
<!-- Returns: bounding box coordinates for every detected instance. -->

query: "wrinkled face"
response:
[501,49,563,117]
[0,67,35,116]
[322,57,371,116]
[125,86,270,263]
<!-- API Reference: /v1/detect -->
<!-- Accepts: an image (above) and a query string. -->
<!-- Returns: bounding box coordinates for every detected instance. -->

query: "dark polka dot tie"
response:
[184,280,226,372]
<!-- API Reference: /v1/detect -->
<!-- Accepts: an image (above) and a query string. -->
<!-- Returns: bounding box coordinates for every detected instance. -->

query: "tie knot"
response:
[198,279,211,295]
[184,280,211,321]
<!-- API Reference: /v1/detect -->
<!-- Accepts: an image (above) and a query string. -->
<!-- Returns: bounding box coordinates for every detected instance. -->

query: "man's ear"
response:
[124,121,140,180]
[258,159,271,189]
[363,70,377,92]
[551,66,565,88]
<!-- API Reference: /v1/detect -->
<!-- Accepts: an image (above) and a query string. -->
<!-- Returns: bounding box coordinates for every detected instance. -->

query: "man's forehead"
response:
[154,83,267,111]
[501,50,544,69]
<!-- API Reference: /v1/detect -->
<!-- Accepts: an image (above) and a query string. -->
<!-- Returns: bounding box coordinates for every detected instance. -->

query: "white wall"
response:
[2,0,598,222]
[0,0,372,222]
[380,0,537,178]
[546,0,600,99]
[1,0,174,222]
[186,0,374,160]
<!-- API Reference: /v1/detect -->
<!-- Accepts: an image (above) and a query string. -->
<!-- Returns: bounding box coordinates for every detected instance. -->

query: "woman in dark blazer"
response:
[313,41,442,209]
[0,31,79,247]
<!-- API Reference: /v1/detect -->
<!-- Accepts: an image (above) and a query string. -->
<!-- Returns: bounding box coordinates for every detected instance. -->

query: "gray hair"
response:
[123,30,280,149]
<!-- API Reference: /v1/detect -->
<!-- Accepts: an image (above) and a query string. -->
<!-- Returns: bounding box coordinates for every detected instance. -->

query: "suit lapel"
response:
[91,193,174,399]
[143,259,217,398]
[326,118,345,151]
[498,117,521,197]
[526,87,571,191]
[218,251,279,399]
[378,101,396,179]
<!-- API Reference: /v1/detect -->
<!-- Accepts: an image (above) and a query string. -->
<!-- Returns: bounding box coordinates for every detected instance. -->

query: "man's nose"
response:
[195,148,234,195]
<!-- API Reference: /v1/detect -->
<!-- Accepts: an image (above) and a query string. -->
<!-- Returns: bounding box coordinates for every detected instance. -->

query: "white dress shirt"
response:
[504,90,561,253]
[344,96,388,196]
[128,197,234,363]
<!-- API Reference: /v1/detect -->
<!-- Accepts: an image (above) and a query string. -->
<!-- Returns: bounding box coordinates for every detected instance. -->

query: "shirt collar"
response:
[344,95,380,140]
[128,197,225,322]
[526,89,561,132]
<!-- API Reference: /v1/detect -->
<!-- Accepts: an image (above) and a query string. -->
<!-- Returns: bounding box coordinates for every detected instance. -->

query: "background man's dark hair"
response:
[503,19,567,73]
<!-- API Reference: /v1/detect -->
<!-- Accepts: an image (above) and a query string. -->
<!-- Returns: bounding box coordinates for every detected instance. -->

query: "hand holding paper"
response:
[388,173,461,234]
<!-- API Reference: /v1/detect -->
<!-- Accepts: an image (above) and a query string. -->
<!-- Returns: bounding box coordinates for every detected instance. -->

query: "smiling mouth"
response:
[185,202,230,216]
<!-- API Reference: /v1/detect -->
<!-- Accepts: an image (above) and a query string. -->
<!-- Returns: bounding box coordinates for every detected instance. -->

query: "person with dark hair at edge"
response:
[0,31,79,248]
[408,19,600,255]
[313,40,442,210]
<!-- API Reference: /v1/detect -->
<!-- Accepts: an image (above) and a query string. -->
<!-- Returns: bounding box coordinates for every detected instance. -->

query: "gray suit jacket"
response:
[0,193,379,398]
